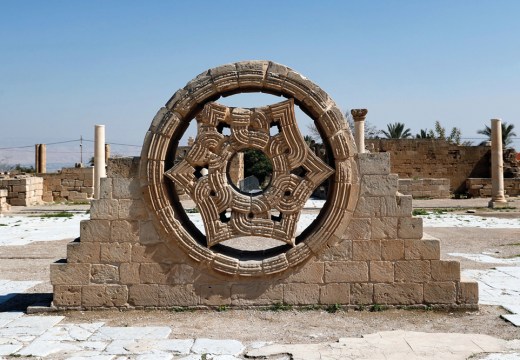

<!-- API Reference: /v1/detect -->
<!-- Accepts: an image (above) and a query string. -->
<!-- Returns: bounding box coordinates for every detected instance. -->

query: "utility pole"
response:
[80,136,83,166]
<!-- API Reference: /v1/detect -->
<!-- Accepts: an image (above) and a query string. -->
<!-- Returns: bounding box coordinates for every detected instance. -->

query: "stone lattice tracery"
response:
[165,99,334,247]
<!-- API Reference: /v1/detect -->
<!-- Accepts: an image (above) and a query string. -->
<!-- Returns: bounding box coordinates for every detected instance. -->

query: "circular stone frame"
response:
[140,60,360,276]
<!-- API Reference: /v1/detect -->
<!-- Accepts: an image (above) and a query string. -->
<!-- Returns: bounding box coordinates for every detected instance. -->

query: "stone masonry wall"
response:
[0,175,43,206]
[0,189,10,213]
[398,178,451,199]
[466,178,520,198]
[366,139,491,194]
[50,155,477,309]
[41,167,94,202]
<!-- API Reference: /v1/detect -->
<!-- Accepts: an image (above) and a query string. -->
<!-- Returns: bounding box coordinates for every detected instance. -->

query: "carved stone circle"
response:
[140,60,360,276]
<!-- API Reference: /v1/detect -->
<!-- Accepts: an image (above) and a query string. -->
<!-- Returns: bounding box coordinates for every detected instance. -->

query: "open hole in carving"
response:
[270,122,281,136]
[194,165,209,179]
[291,166,308,178]
[219,209,231,223]
[217,122,231,136]
[271,210,282,222]
[227,149,273,195]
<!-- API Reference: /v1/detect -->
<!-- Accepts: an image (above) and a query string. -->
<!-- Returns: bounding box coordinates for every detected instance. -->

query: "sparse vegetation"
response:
[31,211,74,218]
[412,209,429,216]
[370,304,383,312]
[326,303,341,313]
[268,302,292,311]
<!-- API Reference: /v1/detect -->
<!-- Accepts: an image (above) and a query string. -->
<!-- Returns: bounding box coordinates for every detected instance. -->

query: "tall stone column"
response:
[351,109,368,154]
[489,118,507,208]
[34,144,46,173]
[94,125,106,199]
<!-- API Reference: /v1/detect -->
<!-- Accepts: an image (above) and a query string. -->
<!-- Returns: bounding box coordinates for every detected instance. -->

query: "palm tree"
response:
[477,122,516,147]
[416,129,432,139]
[382,122,412,139]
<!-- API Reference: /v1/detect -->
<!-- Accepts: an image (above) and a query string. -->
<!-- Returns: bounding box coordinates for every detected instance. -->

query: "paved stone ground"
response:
[0,198,519,359]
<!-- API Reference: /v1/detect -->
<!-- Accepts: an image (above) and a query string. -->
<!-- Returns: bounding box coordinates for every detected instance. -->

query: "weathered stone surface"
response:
[159,284,199,306]
[112,178,141,200]
[424,282,456,304]
[324,262,369,283]
[67,242,100,263]
[371,217,398,239]
[395,260,431,283]
[100,243,132,263]
[120,263,140,284]
[231,283,283,306]
[53,285,82,307]
[352,240,381,261]
[139,221,161,245]
[350,283,373,305]
[343,218,371,240]
[90,199,119,220]
[398,217,423,239]
[319,239,352,261]
[374,283,423,305]
[110,220,139,242]
[80,220,110,242]
[358,153,390,175]
[431,260,460,281]
[283,283,320,305]
[199,284,231,306]
[82,285,128,307]
[381,240,404,260]
[119,199,148,220]
[458,281,479,304]
[128,284,159,306]
[319,283,349,305]
[361,174,398,196]
[91,264,119,284]
[282,262,324,284]
[51,263,90,285]
[369,261,394,283]
[404,239,440,260]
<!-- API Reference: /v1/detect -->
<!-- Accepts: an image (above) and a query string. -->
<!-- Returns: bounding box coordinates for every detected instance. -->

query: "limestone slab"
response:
[89,326,171,341]
[191,338,245,356]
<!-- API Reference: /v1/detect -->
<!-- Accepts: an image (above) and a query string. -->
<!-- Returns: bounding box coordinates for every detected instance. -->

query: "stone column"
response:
[94,125,106,199]
[489,118,508,208]
[35,144,46,173]
[105,144,111,164]
[351,109,368,154]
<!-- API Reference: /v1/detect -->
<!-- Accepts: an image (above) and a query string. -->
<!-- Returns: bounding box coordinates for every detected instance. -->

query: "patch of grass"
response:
[412,209,429,216]
[326,303,341,313]
[500,243,520,247]
[216,305,227,312]
[425,305,433,311]
[268,302,292,311]
[34,211,74,218]
[302,304,320,311]
[370,304,383,312]
[432,208,456,214]
[0,223,7,226]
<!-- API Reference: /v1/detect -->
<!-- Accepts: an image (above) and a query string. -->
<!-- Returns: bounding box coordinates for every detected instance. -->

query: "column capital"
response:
[351,109,368,122]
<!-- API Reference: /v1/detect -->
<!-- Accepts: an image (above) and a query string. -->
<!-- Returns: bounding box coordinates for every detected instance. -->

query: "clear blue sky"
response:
[1,0,519,167]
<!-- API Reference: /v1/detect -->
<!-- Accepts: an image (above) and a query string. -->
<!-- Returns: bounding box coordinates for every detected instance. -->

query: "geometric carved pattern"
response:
[140,60,360,276]
[165,100,334,247]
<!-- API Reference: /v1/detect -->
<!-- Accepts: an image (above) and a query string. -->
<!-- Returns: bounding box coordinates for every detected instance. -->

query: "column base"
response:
[488,199,508,208]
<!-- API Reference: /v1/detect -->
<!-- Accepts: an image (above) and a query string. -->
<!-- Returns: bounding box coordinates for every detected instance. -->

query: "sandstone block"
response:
[119,199,149,220]
[374,283,423,305]
[132,243,185,264]
[424,282,456,304]
[350,283,373,305]
[120,263,140,284]
[319,283,350,305]
[67,242,100,263]
[110,220,139,242]
[140,263,169,284]
[431,260,460,281]
[199,284,231,306]
[369,261,394,283]
[398,217,423,239]
[319,240,352,261]
[404,239,440,260]
[343,218,371,240]
[100,177,112,200]
[352,240,381,260]
[53,285,82,307]
[100,243,132,263]
[139,220,161,244]
[458,281,479,304]
[90,199,119,220]
[371,217,398,239]
[354,196,380,218]
[361,174,398,197]
[395,260,431,283]
[357,153,391,175]
[231,283,284,306]
[395,195,413,216]
[283,283,320,305]
[113,178,141,200]
[51,263,90,285]
[128,284,159,306]
[159,284,200,306]
[80,220,110,242]
[82,285,128,307]
[283,262,324,284]
[324,261,368,283]
[381,240,404,260]
[91,264,119,284]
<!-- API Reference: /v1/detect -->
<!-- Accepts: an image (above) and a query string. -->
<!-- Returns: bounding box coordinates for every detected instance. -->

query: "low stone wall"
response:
[41,167,94,202]
[0,175,43,206]
[466,178,520,197]
[398,178,451,199]
[0,189,10,212]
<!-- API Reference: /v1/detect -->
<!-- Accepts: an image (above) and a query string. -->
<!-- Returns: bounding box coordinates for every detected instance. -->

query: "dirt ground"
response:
[0,200,519,344]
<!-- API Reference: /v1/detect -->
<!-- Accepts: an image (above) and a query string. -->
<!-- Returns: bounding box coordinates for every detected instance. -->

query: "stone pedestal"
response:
[488,119,508,208]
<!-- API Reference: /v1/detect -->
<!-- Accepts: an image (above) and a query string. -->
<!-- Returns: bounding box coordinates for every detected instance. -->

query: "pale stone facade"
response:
[0,175,43,206]
[50,61,477,309]
[398,178,451,199]
[41,167,94,202]
[466,178,520,197]
[0,189,10,212]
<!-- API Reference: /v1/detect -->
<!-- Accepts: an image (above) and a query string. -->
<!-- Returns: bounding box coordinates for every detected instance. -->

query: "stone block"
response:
[319,283,350,305]
[113,178,141,200]
[371,217,398,239]
[128,284,159,306]
[100,243,132,263]
[398,217,423,239]
[324,261,369,283]
[82,285,128,307]
[395,260,431,283]
[110,220,139,242]
[119,199,149,220]
[361,174,398,197]
[369,261,394,283]
[199,284,231,306]
[343,218,371,240]
[357,153,391,175]
[404,239,440,260]
[352,240,381,260]
[381,240,404,260]
[283,262,324,284]
[374,283,423,305]
[395,195,413,216]
[230,283,284,306]
[80,220,111,242]
[159,284,200,306]
[458,281,479,304]
[350,283,373,305]
[91,264,119,284]
[140,263,169,284]
[431,260,460,281]
[90,199,119,220]
[319,239,352,261]
[139,220,161,244]
[354,196,380,218]
[51,263,90,285]
[132,243,185,264]
[283,283,320,305]
[99,178,112,199]
[66,242,100,263]
[53,285,82,307]
[424,282,456,304]
[120,263,140,284]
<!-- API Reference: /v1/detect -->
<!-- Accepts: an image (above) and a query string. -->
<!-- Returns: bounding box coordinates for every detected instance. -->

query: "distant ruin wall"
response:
[367,139,491,194]
[0,175,43,206]
[466,178,520,198]
[398,178,451,199]
[41,167,94,202]
[0,189,10,212]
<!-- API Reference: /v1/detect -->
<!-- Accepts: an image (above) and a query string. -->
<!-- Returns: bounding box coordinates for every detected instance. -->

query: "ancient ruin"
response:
[50,61,478,309]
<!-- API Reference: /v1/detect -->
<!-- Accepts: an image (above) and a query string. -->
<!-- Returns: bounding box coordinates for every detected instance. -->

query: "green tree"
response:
[431,121,471,145]
[382,122,412,139]
[477,122,516,147]
[243,149,272,187]
[416,129,432,139]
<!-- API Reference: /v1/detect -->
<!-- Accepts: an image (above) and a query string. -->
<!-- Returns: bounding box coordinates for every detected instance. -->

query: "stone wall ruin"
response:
[50,61,477,309]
